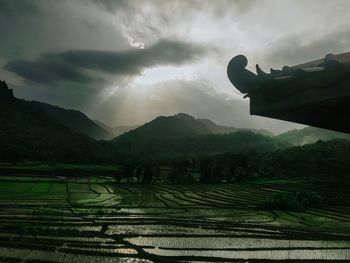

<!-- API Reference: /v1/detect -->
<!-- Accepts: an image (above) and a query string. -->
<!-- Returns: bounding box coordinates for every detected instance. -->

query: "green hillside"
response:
[32,101,113,140]
[113,113,286,155]
[277,126,350,145]
[0,82,118,163]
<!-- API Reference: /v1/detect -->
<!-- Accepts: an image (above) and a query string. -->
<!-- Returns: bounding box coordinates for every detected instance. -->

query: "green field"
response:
[0,174,349,262]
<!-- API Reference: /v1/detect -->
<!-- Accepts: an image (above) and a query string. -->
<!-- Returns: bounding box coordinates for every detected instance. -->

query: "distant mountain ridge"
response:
[195,117,272,136]
[277,126,350,145]
[93,119,138,137]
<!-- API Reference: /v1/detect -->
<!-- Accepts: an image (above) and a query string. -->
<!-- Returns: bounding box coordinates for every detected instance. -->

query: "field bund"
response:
[0,175,349,262]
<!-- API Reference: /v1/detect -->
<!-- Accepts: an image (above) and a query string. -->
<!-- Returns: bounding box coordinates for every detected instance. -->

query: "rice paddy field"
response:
[0,174,349,262]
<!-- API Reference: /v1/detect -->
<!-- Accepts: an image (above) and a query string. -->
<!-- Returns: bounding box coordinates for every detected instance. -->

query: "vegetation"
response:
[255,190,348,211]
[114,131,288,156]
[33,101,113,140]
[0,175,348,262]
[193,139,350,184]
[267,139,350,181]
[112,113,279,155]
[2,84,350,185]
[0,93,122,164]
[277,126,350,146]
[0,162,122,177]
[256,192,323,211]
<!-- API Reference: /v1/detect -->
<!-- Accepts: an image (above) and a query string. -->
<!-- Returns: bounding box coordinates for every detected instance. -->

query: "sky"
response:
[1,0,350,134]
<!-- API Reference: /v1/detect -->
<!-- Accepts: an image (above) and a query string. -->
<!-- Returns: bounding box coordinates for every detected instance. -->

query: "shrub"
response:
[256,192,304,211]
[255,191,328,211]
[295,191,323,208]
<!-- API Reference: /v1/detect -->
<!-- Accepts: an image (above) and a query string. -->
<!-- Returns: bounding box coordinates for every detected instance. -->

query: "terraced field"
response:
[0,175,349,262]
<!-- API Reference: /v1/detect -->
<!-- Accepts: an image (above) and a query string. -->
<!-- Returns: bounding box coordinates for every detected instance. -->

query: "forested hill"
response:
[113,113,271,140]
[112,113,284,155]
[277,126,350,145]
[114,131,289,156]
[0,81,118,163]
[32,101,113,140]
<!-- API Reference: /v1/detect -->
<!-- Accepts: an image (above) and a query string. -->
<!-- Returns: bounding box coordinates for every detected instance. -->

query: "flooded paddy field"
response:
[0,175,349,262]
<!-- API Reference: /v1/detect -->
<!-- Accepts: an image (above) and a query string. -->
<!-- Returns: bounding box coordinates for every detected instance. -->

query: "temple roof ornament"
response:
[227,52,350,133]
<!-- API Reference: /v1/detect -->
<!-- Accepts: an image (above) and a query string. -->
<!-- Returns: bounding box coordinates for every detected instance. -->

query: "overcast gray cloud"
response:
[4,39,208,84]
[1,0,349,133]
[90,0,258,15]
[257,28,350,69]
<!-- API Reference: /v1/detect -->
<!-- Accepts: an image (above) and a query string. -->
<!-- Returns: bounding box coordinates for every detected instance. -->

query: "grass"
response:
[255,191,345,212]
[0,162,123,179]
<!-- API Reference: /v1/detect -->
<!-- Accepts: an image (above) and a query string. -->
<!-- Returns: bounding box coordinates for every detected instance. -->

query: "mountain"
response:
[32,101,113,140]
[93,120,138,137]
[277,126,350,146]
[196,117,272,136]
[0,81,118,163]
[112,113,282,155]
[113,113,271,141]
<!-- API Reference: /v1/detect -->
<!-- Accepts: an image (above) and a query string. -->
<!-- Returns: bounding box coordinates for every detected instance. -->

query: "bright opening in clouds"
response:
[134,66,197,85]
[1,0,350,133]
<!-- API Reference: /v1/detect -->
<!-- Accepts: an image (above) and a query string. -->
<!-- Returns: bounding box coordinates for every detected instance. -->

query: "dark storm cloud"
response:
[260,28,350,69]
[4,55,94,85]
[89,0,129,11]
[0,0,39,17]
[89,0,259,41]
[89,0,259,42]
[4,39,207,84]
